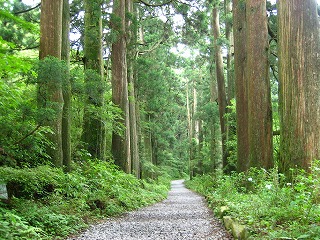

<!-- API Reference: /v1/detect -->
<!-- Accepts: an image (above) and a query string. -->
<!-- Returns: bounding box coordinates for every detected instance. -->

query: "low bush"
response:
[186,162,320,239]
[0,160,170,239]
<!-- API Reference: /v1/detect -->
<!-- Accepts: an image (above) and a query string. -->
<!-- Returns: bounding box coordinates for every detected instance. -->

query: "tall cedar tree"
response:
[278,0,320,174]
[61,0,72,171]
[111,0,131,173]
[82,0,106,160]
[212,5,228,171]
[126,0,140,178]
[233,0,249,172]
[246,0,273,169]
[38,0,64,167]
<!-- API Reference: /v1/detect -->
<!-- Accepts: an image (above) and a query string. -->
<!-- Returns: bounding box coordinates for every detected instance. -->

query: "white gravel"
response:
[68,180,233,240]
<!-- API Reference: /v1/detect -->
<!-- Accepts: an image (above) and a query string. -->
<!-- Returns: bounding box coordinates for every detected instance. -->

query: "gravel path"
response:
[68,180,233,240]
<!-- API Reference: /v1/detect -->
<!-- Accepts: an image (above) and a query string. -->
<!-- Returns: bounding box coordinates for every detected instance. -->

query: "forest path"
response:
[68,180,233,240]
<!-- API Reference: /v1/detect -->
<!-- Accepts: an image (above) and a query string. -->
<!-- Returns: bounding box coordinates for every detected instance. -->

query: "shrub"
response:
[186,164,320,239]
[0,161,170,239]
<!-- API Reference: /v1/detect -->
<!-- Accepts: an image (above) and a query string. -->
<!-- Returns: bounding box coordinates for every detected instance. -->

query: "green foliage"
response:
[225,98,237,170]
[0,207,43,240]
[0,80,51,167]
[0,161,170,239]
[136,47,189,177]
[186,163,320,239]
[0,0,39,78]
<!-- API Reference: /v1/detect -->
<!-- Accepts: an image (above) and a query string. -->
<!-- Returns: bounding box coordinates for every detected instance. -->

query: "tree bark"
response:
[233,0,249,172]
[61,0,71,171]
[278,0,320,174]
[246,0,273,169]
[225,0,234,103]
[39,0,63,167]
[209,26,219,172]
[111,0,131,173]
[82,0,106,160]
[127,0,140,178]
[212,6,228,172]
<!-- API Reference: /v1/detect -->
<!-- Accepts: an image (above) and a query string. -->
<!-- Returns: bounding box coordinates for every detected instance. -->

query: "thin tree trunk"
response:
[246,0,273,169]
[278,0,320,174]
[225,0,234,103]
[111,0,131,173]
[197,120,203,175]
[61,0,71,171]
[212,6,228,172]
[186,80,193,178]
[39,0,63,167]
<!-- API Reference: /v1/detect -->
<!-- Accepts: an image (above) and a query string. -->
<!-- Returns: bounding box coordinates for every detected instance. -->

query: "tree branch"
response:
[138,0,173,7]
[268,24,277,43]
[12,124,42,146]
[13,3,41,15]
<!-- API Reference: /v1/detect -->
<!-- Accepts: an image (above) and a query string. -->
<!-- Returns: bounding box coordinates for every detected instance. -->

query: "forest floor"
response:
[67,180,233,240]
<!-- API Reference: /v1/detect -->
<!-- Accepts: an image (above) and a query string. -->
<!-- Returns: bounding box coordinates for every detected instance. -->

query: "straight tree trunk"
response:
[61,0,71,171]
[197,120,204,175]
[212,6,228,172]
[111,0,131,173]
[278,0,320,174]
[233,0,249,172]
[82,0,106,160]
[186,80,194,178]
[225,0,234,103]
[246,0,273,169]
[126,0,140,178]
[39,0,64,167]
[209,30,218,172]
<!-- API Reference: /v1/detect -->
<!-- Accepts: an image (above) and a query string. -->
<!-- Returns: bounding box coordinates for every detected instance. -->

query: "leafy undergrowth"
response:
[186,163,320,239]
[0,160,171,239]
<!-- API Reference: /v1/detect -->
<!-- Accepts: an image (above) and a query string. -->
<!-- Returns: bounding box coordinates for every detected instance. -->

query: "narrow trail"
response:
[69,180,233,240]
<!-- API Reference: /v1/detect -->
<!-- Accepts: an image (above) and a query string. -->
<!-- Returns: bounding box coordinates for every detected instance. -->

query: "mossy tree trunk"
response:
[246,0,273,169]
[82,0,106,160]
[38,0,64,167]
[111,0,131,173]
[278,0,320,174]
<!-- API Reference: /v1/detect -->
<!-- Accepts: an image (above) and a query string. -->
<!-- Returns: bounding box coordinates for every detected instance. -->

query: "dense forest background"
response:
[0,0,319,239]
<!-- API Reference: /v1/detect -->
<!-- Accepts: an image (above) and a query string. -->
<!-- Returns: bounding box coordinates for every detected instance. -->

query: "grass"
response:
[0,160,171,239]
[186,164,320,239]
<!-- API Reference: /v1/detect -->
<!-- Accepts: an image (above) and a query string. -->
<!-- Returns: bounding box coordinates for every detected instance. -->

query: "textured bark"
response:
[186,80,192,177]
[39,0,63,167]
[246,0,273,169]
[191,82,199,176]
[209,65,218,171]
[212,6,228,172]
[82,0,106,160]
[141,115,155,179]
[61,0,71,171]
[197,120,204,175]
[278,0,320,173]
[233,0,249,172]
[225,0,234,103]
[126,0,140,178]
[111,0,131,173]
